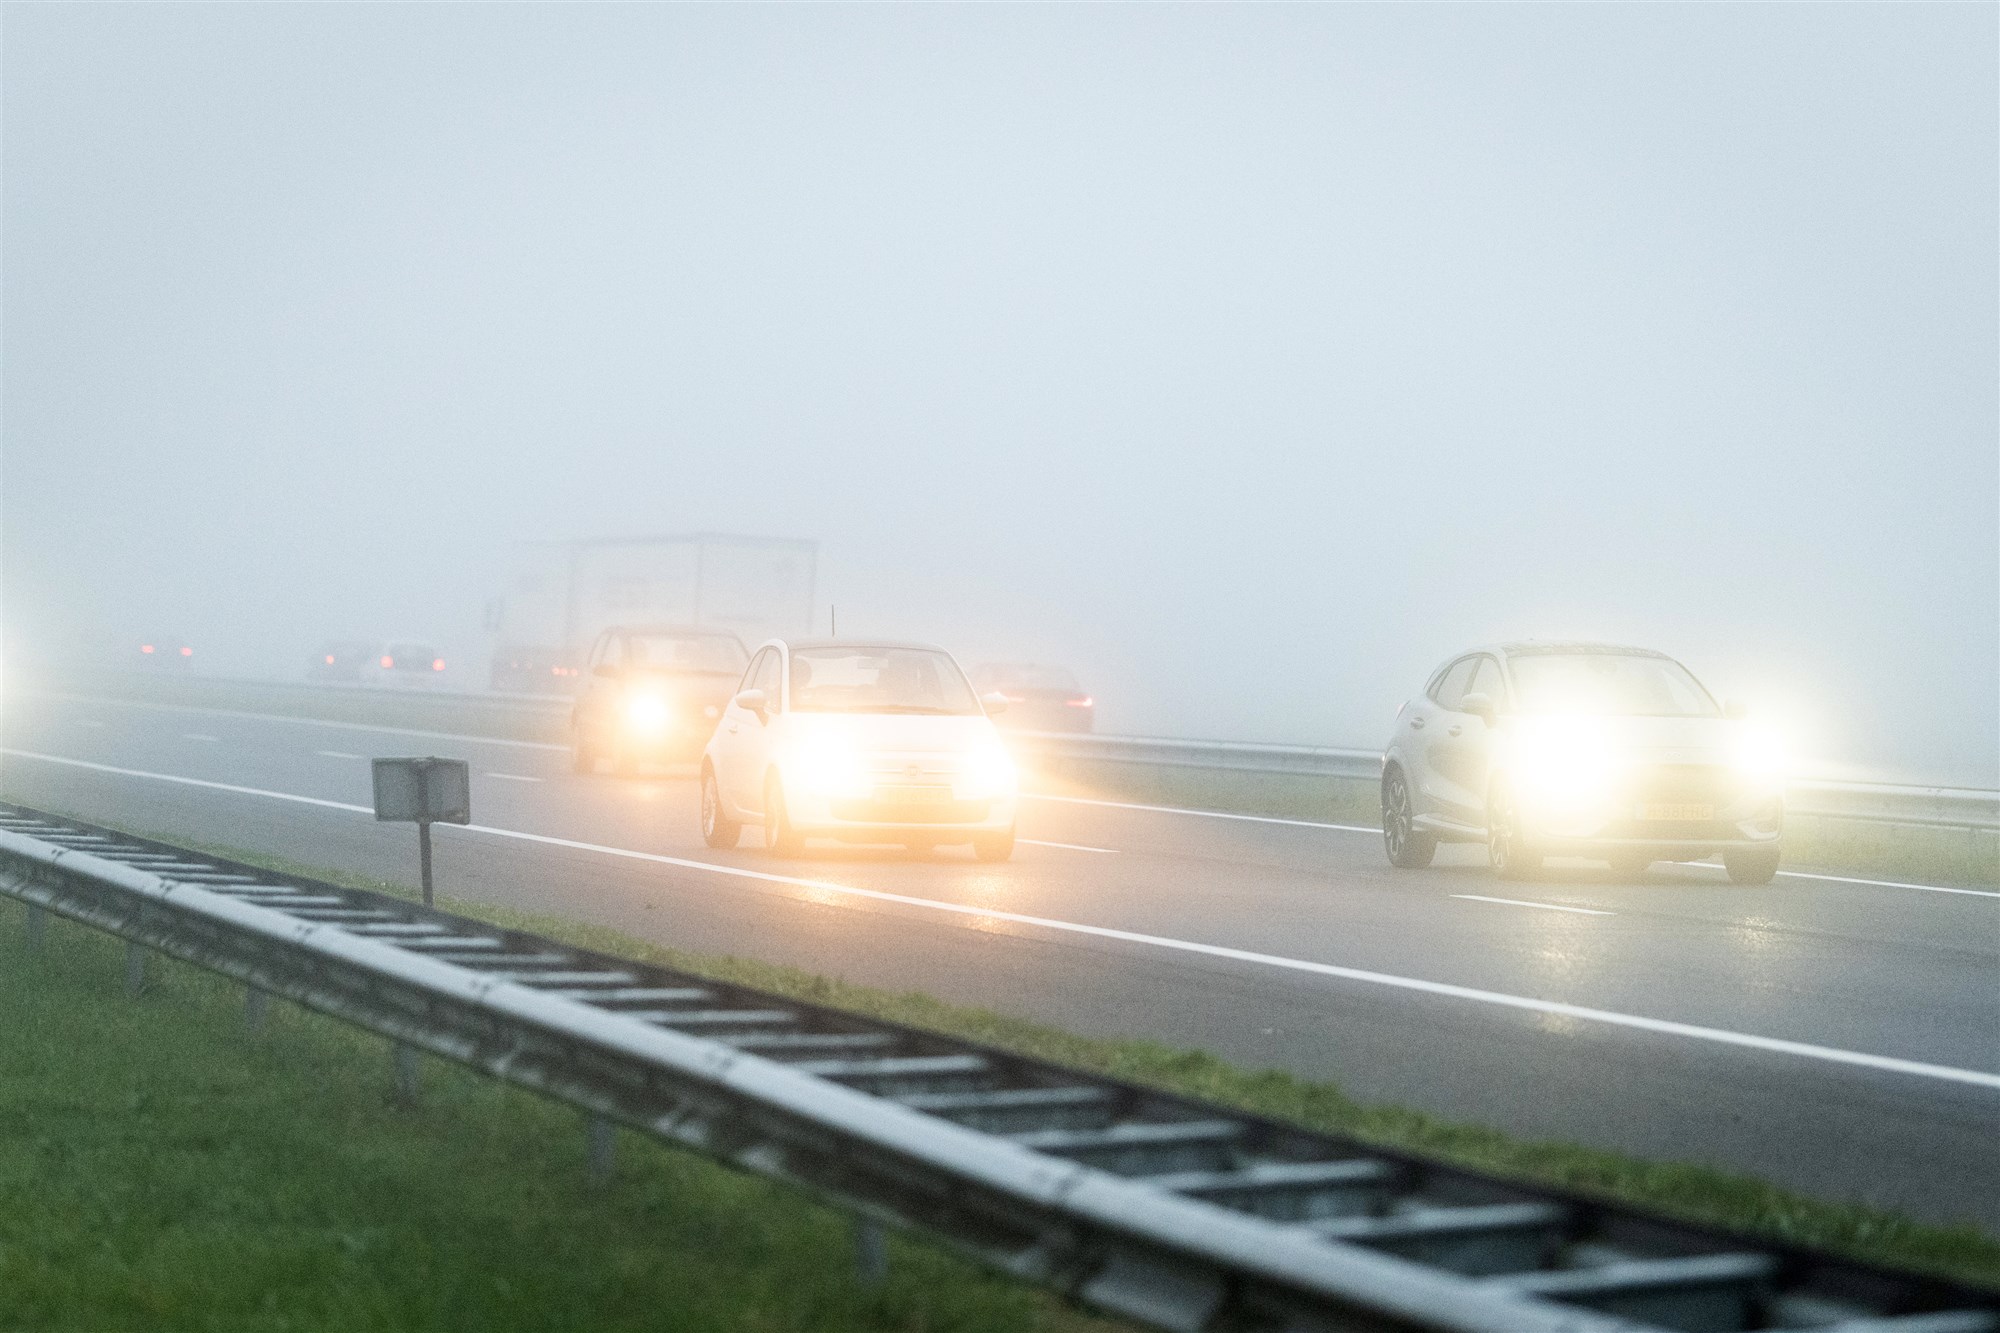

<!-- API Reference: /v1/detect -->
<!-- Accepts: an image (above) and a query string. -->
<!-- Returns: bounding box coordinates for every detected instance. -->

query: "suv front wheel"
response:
[1381,768,1437,869]
[1487,780,1544,880]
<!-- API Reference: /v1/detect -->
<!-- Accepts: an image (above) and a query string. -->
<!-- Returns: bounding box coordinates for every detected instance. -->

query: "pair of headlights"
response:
[786,742,1017,799]
[1508,719,1786,803]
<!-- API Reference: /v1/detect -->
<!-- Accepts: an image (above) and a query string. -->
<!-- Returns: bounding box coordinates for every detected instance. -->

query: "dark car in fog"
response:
[137,636,194,668]
[307,640,378,684]
[969,663,1095,733]
[572,625,751,773]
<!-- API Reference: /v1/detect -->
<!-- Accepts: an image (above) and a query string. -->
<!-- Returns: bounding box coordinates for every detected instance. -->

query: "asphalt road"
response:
[4,690,1997,1228]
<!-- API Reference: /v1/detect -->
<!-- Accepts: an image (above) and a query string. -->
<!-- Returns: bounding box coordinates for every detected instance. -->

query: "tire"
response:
[972,825,1016,863]
[1724,847,1780,885]
[764,775,805,858]
[1487,780,1544,880]
[700,768,740,850]
[1381,767,1437,869]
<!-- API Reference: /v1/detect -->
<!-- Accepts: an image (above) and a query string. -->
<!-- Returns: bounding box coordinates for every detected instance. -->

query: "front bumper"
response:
[1516,763,1784,856]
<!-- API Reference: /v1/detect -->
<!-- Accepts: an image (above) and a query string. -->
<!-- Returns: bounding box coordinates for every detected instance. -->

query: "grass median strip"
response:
[0,897,1118,1333]
[10,812,1997,1297]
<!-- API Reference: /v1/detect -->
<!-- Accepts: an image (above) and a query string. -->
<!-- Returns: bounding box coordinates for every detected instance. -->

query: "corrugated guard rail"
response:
[1,803,1993,1333]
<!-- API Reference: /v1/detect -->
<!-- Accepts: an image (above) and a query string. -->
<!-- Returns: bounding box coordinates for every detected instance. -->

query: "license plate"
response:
[1639,803,1713,821]
[876,785,951,804]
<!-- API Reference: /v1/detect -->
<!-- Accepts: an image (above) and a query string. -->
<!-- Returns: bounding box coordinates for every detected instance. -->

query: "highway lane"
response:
[3,691,1997,1227]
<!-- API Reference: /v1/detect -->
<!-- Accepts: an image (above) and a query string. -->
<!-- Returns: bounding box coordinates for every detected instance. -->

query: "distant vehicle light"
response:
[141,644,155,654]
[1066,696,1094,708]
[432,658,446,671]
[380,655,395,669]
[324,654,336,665]
[180,647,193,657]
[551,666,564,676]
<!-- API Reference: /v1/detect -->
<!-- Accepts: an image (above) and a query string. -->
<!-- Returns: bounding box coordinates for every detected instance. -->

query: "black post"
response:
[418,818,434,907]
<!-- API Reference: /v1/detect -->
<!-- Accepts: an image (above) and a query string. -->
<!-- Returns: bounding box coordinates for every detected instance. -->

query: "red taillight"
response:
[140,644,154,654]
[324,654,335,665]
[180,646,193,657]
[431,658,445,671]
[1066,696,1094,708]
[551,666,563,676]
[380,655,394,669]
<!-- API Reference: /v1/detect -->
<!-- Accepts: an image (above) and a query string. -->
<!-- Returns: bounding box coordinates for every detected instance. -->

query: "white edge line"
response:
[6,747,1996,1093]
[33,693,569,753]
[315,751,366,760]
[1024,792,1377,833]
[1776,869,2000,900]
[483,773,544,783]
[1451,894,1614,918]
[1020,838,1119,854]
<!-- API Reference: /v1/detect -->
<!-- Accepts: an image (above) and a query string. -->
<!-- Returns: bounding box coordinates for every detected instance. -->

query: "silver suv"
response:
[1380,643,1784,883]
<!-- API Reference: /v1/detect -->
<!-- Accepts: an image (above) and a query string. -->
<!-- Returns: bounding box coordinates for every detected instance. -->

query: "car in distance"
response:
[700,640,1018,861]
[969,663,1095,733]
[572,625,751,773]
[307,640,378,684]
[359,641,448,688]
[1380,642,1784,884]
[137,636,194,668]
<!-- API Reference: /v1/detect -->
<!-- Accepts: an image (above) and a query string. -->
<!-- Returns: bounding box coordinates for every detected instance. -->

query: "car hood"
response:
[784,712,1001,754]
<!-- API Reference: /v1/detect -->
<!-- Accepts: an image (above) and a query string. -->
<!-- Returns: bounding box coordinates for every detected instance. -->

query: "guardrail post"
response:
[24,904,45,951]
[586,1113,615,1186]
[124,941,146,997]
[392,1042,420,1105]
[245,985,269,1035]
[853,1217,888,1287]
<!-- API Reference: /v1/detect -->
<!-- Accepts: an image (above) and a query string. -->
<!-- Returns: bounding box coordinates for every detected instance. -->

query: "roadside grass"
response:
[0,896,1119,1333]
[16,815,1997,1294]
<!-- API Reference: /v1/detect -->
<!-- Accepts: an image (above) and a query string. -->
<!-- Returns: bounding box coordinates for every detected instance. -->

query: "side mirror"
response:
[733,688,769,719]
[980,691,1010,716]
[593,663,621,680]
[1460,692,1497,724]
[1723,698,1749,720]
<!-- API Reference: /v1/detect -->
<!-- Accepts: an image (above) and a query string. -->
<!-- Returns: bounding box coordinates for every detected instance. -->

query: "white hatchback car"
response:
[700,640,1018,861]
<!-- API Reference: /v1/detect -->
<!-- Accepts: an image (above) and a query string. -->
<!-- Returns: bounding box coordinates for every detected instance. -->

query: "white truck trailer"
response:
[487,534,818,694]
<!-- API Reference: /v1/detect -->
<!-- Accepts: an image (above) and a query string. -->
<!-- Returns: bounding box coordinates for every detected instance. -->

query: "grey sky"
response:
[4,4,1994,783]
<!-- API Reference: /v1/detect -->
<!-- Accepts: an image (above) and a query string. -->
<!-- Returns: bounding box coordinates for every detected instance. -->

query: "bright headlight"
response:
[623,691,672,734]
[962,741,1017,799]
[1732,723,1786,784]
[789,742,870,797]
[1510,718,1617,804]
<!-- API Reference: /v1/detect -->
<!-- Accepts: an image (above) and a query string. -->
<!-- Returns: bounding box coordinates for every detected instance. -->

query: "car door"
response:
[1413,657,1479,825]
[716,647,780,813]
[1433,655,1506,827]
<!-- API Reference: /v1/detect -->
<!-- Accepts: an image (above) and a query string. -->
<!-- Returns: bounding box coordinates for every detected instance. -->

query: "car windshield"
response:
[986,664,1079,691]
[1508,652,1719,718]
[627,633,748,674]
[790,647,982,715]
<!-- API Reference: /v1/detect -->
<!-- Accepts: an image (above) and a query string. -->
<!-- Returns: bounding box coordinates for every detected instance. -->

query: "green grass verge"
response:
[15,816,1996,1296]
[0,897,1119,1332]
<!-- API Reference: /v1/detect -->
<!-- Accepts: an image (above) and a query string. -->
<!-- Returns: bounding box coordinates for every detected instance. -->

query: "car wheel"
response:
[1724,847,1780,885]
[700,768,740,850]
[972,825,1015,863]
[764,775,805,858]
[1487,780,1544,880]
[1381,767,1437,869]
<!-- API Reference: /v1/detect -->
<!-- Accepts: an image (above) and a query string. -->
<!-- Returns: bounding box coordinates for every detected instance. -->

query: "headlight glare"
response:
[962,741,1018,799]
[623,691,672,734]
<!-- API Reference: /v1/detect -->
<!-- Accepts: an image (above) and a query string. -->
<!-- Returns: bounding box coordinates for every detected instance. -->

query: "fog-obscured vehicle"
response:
[1381,642,1784,884]
[307,640,377,684]
[137,637,194,668]
[969,663,1095,732]
[571,625,750,773]
[486,533,818,694]
[360,641,447,688]
[700,640,1017,861]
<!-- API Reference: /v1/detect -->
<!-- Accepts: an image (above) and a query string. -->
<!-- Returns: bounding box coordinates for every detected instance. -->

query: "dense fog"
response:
[4,4,1994,784]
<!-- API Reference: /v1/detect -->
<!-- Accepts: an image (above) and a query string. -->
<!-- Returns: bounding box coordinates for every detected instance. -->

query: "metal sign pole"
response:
[418,818,434,907]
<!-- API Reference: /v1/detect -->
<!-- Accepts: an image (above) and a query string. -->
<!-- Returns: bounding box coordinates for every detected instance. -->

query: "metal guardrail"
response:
[1,803,1994,1333]
[40,673,2000,834]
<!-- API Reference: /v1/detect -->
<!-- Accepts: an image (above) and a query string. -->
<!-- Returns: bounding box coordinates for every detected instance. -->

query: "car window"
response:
[789,646,981,715]
[748,649,780,698]
[1509,652,1719,717]
[1467,655,1506,704]
[625,633,748,674]
[1431,658,1478,710]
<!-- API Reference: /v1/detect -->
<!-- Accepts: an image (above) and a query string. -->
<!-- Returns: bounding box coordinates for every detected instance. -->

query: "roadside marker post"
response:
[370,757,472,907]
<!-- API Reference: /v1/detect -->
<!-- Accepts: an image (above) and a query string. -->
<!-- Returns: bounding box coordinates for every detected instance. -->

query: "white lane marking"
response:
[316,750,365,760]
[1024,792,1376,833]
[1020,838,1118,854]
[182,733,220,743]
[8,748,1996,1092]
[484,772,543,784]
[1452,894,1614,918]
[33,693,566,753]
[1775,869,2000,901]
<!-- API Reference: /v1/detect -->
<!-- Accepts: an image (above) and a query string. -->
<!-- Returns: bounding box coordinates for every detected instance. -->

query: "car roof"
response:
[775,638,950,654]
[1464,641,1672,660]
